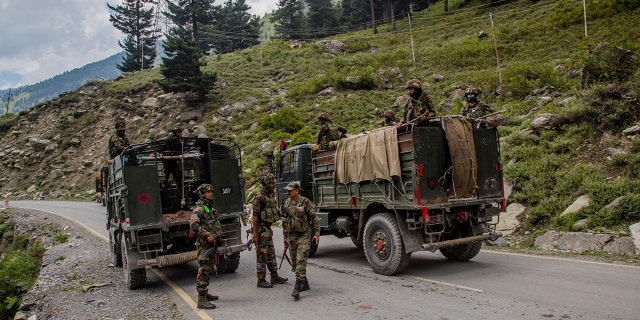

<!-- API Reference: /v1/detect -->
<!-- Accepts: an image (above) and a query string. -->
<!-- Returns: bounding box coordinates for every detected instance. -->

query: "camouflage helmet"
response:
[196,184,214,197]
[317,112,330,121]
[383,109,395,118]
[405,79,422,89]
[114,118,126,131]
[257,171,276,185]
[465,87,478,102]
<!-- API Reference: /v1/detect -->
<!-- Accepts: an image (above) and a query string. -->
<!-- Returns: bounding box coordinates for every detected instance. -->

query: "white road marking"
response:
[363,267,484,293]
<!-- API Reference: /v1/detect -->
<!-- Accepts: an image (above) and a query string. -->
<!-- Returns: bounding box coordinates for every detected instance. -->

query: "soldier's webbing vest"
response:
[321,122,341,148]
[260,193,280,224]
[282,197,310,233]
[200,201,222,237]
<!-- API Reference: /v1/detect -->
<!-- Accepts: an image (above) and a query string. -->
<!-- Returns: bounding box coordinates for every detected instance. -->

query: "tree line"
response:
[108,0,445,100]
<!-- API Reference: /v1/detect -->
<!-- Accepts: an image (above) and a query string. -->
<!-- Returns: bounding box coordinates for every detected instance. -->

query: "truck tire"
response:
[440,224,482,261]
[121,236,146,289]
[109,231,122,267]
[363,213,410,275]
[220,253,241,273]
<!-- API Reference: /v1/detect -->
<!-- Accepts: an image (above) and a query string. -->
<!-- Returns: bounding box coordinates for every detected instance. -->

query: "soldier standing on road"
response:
[397,79,436,126]
[108,117,130,159]
[189,184,221,309]
[251,171,288,288]
[380,109,400,127]
[316,112,347,150]
[282,181,320,299]
[461,87,495,119]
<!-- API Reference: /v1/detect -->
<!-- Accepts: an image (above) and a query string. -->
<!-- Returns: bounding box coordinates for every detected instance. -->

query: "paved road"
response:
[10,200,640,320]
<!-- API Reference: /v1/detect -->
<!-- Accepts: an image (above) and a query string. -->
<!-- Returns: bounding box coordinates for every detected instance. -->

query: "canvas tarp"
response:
[442,117,478,198]
[335,126,401,184]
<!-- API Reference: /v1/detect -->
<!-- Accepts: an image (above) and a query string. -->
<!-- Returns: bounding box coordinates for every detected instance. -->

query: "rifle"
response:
[477,109,507,120]
[279,240,294,272]
[203,244,220,276]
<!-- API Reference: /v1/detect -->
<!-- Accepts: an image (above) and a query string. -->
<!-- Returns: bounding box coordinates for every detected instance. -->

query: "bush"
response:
[258,107,304,134]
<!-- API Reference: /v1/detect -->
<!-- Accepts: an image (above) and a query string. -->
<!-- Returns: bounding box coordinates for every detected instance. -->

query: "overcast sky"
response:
[0,0,277,90]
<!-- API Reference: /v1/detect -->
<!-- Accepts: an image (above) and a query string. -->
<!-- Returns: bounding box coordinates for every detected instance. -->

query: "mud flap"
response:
[395,212,422,253]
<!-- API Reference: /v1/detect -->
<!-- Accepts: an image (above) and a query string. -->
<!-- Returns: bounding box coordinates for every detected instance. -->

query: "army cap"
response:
[284,181,300,191]
[405,79,422,89]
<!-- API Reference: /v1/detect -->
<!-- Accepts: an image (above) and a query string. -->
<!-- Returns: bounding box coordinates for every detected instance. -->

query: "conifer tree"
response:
[306,0,338,38]
[159,25,216,100]
[208,0,261,54]
[270,0,307,40]
[165,0,216,54]
[108,0,159,72]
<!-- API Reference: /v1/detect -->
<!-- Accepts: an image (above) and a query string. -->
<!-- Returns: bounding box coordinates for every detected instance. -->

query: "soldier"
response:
[397,79,436,126]
[380,109,400,127]
[162,127,184,190]
[108,118,130,159]
[282,181,320,299]
[316,112,347,150]
[251,171,288,288]
[461,87,495,119]
[189,184,221,309]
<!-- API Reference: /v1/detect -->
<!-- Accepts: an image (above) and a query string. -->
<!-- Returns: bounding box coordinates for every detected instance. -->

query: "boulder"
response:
[562,195,591,216]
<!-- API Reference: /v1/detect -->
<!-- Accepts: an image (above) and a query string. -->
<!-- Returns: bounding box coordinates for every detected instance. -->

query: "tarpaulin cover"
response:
[442,117,478,198]
[335,126,401,184]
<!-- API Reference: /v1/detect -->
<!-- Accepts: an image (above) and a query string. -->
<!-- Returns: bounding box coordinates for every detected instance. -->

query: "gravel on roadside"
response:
[4,207,185,320]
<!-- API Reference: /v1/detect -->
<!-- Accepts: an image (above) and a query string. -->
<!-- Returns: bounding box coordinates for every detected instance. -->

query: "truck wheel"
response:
[221,253,241,273]
[440,224,482,261]
[121,236,146,289]
[308,233,318,258]
[363,213,410,275]
[109,231,122,267]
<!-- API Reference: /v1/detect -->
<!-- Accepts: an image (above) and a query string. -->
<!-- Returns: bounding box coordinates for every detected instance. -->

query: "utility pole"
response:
[5,89,13,115]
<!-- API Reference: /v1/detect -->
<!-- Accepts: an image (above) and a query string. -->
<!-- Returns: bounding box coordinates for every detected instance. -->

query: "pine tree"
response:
[270,0,307,40]
[208,0,261,54]
[158,25,216,100]
[306,0,338,38]
[108,0,159,72]
[165,0,216,54]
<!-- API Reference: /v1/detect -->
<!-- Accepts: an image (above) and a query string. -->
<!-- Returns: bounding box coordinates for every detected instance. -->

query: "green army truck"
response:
[105,137,246,289]
[276,116,505,275]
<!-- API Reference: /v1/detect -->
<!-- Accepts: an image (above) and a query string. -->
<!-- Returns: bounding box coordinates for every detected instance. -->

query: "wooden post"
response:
[409,14,415,63]
[583,0,588,37]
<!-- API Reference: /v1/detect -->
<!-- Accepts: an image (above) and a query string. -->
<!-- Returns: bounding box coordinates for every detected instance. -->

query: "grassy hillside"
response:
[7,0,640,245]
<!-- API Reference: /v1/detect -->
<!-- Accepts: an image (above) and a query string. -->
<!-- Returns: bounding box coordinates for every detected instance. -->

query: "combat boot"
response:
[197,295,216,309]
[292,280,301,299]
[300,277,310,291]
[270,271,288,285]
[257,278,273,288]
[206,292,218,301]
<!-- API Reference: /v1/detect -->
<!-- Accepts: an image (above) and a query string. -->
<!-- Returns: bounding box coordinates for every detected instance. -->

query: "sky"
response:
[0,0,278,90]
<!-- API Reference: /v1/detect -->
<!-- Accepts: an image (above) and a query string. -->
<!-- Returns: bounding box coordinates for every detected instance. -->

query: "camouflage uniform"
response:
[282,181,320,298]
[108,119,130,159]
[251,172,287,288]
[317,112,346,150]
[399,79,436,125]
[189,184,221,309]
[461,87,495,119]
[461,102,495,118]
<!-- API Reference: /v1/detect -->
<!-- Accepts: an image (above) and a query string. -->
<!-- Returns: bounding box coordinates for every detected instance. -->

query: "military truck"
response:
[276,116,504,275]
[105,137,246,289]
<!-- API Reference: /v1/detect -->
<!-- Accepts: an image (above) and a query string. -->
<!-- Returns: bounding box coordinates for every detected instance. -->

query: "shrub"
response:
[258,107,304,134]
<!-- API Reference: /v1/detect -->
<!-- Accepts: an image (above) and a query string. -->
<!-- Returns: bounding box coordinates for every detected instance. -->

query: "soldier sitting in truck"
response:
[316,112,346,150]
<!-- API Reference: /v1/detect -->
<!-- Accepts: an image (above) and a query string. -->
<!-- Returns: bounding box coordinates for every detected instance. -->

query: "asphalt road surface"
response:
[11,200,640,320]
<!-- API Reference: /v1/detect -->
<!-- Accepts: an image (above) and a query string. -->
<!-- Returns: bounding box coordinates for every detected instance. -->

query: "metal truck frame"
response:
[276,116,504,275]
[105,137,246,289]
